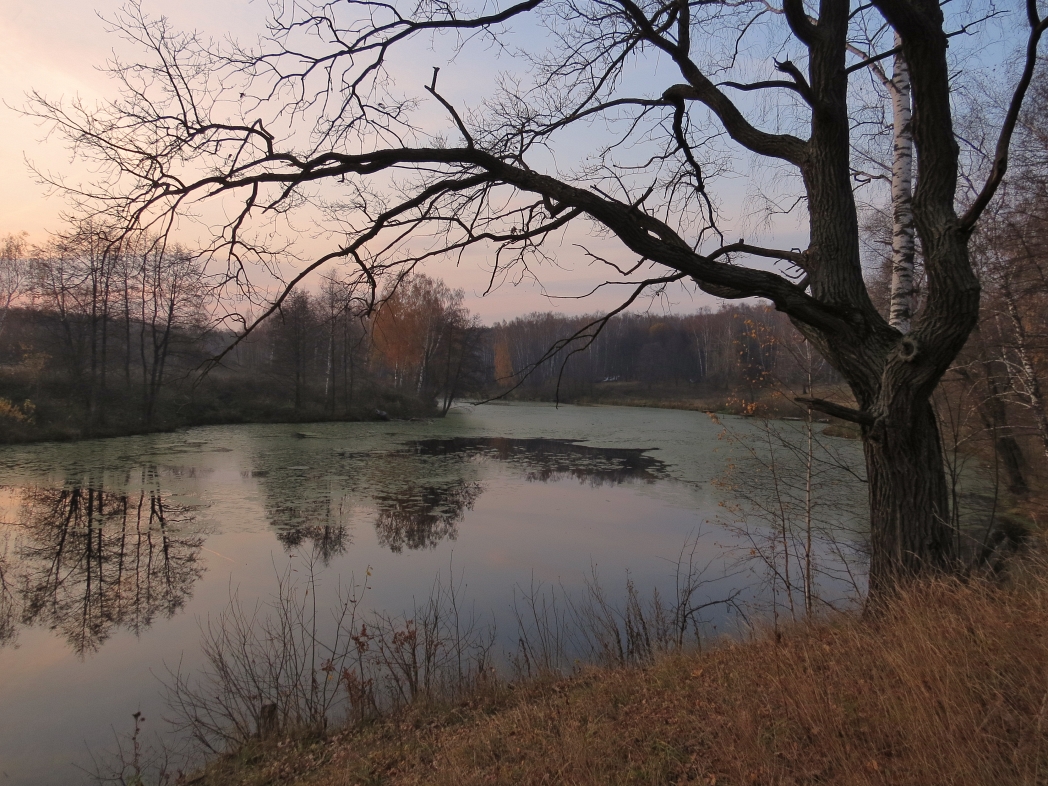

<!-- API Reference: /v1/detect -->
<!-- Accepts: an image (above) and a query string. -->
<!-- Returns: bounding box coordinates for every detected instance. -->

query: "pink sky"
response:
[0,1,795,321]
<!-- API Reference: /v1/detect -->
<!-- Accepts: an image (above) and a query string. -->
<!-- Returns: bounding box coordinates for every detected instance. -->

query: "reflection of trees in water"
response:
[6,477,204,655]
[373,480,483,552]
[254,453,479,555]
[407,438,667,486]
[255,437,665,556]
[258,468,353,562]
[0,534,16,646]
[276,521,349,562]
[370,439,661,550]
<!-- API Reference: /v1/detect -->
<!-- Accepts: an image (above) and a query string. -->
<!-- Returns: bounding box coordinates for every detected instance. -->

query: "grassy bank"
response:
[0,377,862,444]
[0,372,434,444]
[501,380,747,413]
[503,381,864,438]
[192,551,1048,786]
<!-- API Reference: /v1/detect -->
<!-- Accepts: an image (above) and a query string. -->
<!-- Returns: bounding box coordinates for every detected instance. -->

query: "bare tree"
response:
[33,224,118,420]
[131,241,205,425]
[0,233,33,342]
[272,291,318,411]
[26,0,1048,593]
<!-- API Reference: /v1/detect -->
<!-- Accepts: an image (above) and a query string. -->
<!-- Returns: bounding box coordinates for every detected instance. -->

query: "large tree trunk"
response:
[864,398,954,595]
[789,0,965,594]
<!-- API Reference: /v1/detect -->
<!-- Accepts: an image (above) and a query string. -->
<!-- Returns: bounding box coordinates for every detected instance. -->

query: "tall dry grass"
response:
[197,550,1048,786]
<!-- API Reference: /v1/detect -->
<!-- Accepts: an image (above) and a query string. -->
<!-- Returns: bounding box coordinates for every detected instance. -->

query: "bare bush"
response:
[162,555,496,753]
[513,533,744,676]
[82,711,187,786]
[716,415,870,624]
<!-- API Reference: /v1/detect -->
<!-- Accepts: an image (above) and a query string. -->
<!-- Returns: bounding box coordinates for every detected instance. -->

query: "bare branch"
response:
[960,16,1048,230]
[425,67,475,148]
[796,396,874,425]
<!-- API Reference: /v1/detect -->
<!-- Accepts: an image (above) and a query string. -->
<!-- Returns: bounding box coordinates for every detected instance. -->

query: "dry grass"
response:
[555,382,859,425]
[194,552,1048,786]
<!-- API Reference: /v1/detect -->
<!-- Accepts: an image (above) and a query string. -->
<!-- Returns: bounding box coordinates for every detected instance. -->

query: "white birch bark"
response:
[851,33,916,332]
[887,35,916,333]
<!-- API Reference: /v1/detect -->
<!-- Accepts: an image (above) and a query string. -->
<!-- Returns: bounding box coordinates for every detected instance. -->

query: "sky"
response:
[0,1,259,235]
[0,0,813,322]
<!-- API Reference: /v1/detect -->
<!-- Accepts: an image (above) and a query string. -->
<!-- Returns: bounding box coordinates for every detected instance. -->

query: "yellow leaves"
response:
[0,397,34,424]
[371,273,466,388]
[493,335,514,383]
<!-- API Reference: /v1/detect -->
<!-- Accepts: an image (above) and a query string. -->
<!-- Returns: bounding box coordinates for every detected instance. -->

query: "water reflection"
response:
[404,437,667,485]
[0,534,17,646]
[0,437,674,651]
[256,468,355,562]
[258,437,667,553]
[276,520,351,562]
[1,475,204,654]
[374,480,483,552]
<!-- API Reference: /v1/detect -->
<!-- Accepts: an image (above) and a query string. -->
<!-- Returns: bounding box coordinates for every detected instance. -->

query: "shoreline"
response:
[0,396,863,447]
[0,399,434,446]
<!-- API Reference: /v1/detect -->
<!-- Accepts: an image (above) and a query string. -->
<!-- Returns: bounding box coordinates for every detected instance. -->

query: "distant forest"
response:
[0,225,1047,497]
[0,224,837,436]
[0,228,828,435]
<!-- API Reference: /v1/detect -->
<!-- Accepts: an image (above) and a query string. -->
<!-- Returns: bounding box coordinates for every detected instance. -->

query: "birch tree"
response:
[883,40,917,333]
[850,32,916,332]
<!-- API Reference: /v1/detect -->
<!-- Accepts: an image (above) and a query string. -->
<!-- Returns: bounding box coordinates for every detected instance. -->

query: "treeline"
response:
[1,218,1047,499]
[0,229,212,435]
[225,274,486,419]
[0,229,487,439]
[0,225,841,443]
[488,306,836,405]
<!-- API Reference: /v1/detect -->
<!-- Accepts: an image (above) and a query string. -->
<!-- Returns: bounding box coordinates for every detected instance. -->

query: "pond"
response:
[0,402,868,784]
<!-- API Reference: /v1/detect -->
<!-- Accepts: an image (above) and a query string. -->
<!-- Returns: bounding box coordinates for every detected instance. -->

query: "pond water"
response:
[0,402,868,784]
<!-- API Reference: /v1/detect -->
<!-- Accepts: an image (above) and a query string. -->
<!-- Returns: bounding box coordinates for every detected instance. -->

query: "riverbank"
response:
[507,379,849,410]
[504,381,864,438]
[192,546,1048,786]
[0,380,862,444]
[0,379,433,444]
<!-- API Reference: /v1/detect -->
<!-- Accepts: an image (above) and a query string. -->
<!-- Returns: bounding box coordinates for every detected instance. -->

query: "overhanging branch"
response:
[796,396,874,426]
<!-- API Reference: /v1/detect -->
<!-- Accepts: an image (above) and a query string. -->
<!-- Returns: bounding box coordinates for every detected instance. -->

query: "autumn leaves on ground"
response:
[198,535,1048,786]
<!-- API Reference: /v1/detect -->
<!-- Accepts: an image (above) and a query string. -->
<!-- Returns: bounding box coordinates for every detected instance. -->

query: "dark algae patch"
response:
[401,437,668,484]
